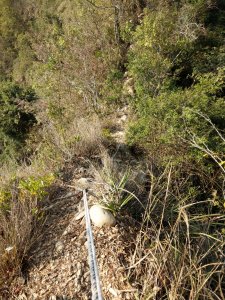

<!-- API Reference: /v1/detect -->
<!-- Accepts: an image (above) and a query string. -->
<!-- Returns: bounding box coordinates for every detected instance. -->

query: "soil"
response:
[15,107,143,300]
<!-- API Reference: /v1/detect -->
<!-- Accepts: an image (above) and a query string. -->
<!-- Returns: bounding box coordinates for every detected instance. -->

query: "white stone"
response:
[123,77,134,96]
[120,114,127,122]
[108,287,119,296]
[55,241,64,252]
[76,178,93,190]
[75,210,85,220]
[89,205,116,227]
[5,246,14,252]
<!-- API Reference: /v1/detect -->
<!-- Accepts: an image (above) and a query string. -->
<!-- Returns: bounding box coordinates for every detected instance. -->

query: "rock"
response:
[89,205,116,227]
[5,246,14,252]
[84,240,88,249]
[16,276,25,285]
[17,293,27,300]
[55,241,64,252]
[111,131,125,143]
[109,287,118,296]
[123,77,134,96]
[75,210,85,220]
[76,178,93,190]
[120,114,127,122]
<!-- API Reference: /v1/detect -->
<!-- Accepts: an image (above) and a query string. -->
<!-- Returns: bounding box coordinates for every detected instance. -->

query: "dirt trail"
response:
[16,107,143,300]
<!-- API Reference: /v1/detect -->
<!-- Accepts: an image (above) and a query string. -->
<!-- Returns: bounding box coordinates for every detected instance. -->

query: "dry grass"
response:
[0,109,224,299]
[72,116,103,156]
[38,115,104,162]
[0,161,58,298]
[85,152,225,299]
[128,164,225,299]
[0,186,38,298]
[0,114,105,298]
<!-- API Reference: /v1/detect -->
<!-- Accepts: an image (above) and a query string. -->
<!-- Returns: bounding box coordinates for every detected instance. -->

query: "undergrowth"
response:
[0,0,225,298]
[0,115,105,297]
[0,174,54,297]
[130,164,225,299]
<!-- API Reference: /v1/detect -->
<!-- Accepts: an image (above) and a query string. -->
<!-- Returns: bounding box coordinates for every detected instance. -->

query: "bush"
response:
[0,82,37,162]
[126,1,225,221]
[128,68,225,164]
[100,68,124,104]
[128,3,201,98]
[127,1,225,164]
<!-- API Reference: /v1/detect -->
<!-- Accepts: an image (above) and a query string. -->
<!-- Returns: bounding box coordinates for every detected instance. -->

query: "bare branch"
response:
[189,109,225,143]
[183,134,225,174]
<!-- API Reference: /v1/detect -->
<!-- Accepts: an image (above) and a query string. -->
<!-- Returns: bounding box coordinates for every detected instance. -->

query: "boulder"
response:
[89,205,116,227]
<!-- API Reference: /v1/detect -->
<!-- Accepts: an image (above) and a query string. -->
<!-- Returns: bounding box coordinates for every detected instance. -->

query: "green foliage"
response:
[12,33,36,82]
[100,170,136,215]
[0,82,37,162]
[127,1,225,167]
[0,189,11,211]
[0,173,55,214]
[0,0,22,79]
[128,4,198,97]
[120,20,135,43]
[18,173,55,200]
[101,128,113,141]
[0,0,224,297]
[128,68,225,160]
[101,68,124,104]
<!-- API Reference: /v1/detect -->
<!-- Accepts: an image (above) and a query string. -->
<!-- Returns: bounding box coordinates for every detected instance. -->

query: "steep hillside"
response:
[0,1,225,299]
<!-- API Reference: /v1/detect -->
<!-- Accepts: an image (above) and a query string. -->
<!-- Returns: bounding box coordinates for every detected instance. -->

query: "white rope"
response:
[83,189,103,300]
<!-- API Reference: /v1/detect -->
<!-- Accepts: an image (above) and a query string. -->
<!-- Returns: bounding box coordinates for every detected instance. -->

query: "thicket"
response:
[127,0,225,199]
[0,0,224,298]
[0,82,37,162]
[125,4,225,296]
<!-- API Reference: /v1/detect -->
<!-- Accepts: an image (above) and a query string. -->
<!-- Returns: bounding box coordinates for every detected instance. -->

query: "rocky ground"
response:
[14,106,146,300]
[16,185,139,300]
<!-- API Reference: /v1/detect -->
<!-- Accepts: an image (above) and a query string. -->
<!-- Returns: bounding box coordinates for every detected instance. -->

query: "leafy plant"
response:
[127,68,225,162]
[100,170,138,215]
[0,188,11,211]
[18,173,55,200]
[0,81,37,162]
[101,68,124,104]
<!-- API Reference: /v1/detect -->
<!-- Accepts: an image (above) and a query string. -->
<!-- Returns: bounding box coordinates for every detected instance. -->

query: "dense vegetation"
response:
[0,0,224,298]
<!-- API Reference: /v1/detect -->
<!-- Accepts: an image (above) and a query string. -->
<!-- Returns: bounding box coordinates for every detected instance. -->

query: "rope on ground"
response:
[83,189,103,300]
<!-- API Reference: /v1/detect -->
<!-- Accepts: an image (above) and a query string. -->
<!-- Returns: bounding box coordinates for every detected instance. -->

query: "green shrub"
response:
[101,68,124,104]
[128,68,225,160]
[0,82,37,161]
[128,4,199,98]
[127,1,225,169]
[18,173,55,200]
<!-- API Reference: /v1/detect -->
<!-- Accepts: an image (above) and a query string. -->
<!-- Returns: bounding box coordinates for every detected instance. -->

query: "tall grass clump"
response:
[0,173,54,298]
[129,164,225,299]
